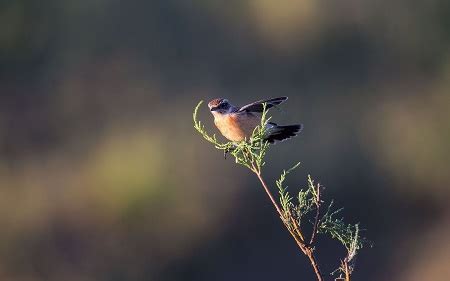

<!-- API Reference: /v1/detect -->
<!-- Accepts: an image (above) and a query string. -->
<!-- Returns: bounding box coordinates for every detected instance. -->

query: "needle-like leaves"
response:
[193,100,370,280]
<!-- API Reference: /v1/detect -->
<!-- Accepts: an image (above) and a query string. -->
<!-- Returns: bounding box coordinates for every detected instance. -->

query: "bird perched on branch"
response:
[208,97,302,144]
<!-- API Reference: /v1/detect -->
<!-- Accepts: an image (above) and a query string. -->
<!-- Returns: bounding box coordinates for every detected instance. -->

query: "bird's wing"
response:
[238,97,288,113]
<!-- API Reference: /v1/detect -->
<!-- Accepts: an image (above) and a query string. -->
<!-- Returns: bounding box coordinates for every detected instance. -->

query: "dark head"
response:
[208,98,233,115]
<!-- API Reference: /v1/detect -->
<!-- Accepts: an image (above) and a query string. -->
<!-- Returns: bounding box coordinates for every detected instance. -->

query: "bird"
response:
[208,97,302,144]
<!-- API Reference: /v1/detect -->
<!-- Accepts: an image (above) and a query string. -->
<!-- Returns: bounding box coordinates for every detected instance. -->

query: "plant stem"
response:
[310,184,321,245]
[305,249,323,281]
[344,260,350,281]
[253,169,323,281]
[254,170,284,218]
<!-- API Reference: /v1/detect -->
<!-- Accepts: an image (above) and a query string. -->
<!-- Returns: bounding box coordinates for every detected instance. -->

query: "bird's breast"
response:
[214,113,260,142]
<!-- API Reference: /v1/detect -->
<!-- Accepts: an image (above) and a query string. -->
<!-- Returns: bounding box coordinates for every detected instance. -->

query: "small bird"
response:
[208,97,302,144]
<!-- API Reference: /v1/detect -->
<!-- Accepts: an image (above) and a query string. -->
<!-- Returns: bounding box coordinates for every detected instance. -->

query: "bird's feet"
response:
[223,144,237,159]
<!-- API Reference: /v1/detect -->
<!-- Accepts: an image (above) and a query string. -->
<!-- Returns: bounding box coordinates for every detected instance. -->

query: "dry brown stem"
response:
[251,165,324,281]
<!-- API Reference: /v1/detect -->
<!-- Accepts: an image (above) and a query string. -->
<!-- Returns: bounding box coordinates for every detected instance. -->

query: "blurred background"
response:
[1,1,449,280]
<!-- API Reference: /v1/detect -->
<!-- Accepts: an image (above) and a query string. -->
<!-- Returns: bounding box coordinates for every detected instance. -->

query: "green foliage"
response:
[319,203,362,254]
[296,175,320,220]
[275,162,300,217]
[193,100,370,279]
[193,100,270,171]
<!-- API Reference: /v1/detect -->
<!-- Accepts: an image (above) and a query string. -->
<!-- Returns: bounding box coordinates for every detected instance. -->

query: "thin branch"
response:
[254,169,323,281]
[306,249,324,281]
[288,208,306,243]
[343,260,350,281]
[253,168,284,220]
[310,180,322,245]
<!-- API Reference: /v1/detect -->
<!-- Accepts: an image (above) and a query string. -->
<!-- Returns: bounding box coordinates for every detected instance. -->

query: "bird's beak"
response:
[210,107,219,112]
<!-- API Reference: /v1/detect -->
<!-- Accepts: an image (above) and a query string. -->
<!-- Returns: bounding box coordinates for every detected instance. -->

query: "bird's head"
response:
[208,98,233,115]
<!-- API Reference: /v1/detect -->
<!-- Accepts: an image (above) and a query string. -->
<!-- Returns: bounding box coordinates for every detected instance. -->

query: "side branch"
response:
[253,167,323,281]
[310,178,322,244]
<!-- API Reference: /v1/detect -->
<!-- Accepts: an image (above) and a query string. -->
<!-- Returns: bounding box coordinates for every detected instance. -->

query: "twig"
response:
[251,164,284,220]
[253,166,323,281]
[343,259,350,281]
[310,182,321,245]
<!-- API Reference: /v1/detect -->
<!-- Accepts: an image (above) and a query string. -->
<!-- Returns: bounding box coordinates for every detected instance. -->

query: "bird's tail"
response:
[265,123,303,144]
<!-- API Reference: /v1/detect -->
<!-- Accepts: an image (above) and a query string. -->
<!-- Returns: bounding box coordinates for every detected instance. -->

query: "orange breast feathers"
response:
[214,113,260,142]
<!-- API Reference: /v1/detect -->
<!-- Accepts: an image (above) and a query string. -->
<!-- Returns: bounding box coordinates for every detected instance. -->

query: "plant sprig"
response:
[193,100,370,281]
